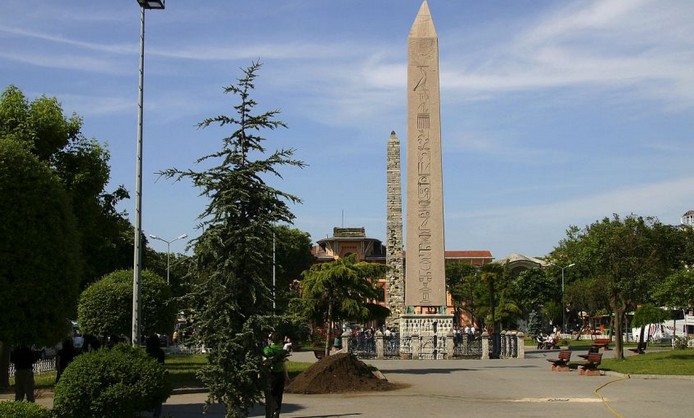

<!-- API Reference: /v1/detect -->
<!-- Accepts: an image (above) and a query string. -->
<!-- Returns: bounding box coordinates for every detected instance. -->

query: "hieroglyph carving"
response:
[414,63,433,304]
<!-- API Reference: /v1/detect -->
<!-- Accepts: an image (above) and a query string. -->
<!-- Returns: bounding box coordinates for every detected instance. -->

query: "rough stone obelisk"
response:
[385,131,405,329]
[405,0,446,307]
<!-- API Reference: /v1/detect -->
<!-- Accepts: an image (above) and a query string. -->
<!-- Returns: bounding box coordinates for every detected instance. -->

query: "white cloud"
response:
[451,176,694,227]
[0,24,134,55]
[439,0,694,106]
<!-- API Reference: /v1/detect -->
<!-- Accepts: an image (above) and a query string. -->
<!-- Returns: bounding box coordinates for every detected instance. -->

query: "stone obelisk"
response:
[405,0,446,307]
[386,131,405,329]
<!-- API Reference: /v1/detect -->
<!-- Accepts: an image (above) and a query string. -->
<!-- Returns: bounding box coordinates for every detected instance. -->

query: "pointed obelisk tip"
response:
[391,130,397,136]
[410,0,436,37]
[418,0,431,16]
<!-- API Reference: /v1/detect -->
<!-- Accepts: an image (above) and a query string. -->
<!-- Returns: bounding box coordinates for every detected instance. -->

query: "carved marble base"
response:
[399,313,454,360]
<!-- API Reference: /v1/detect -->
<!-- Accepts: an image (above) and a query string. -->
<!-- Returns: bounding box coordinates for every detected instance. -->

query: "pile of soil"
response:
[286,353,398,394]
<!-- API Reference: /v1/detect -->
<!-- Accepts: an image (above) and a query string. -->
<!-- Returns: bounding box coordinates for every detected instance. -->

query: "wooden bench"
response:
[578,352,603,376]
[591,338,612,351]
[546,350,572,371]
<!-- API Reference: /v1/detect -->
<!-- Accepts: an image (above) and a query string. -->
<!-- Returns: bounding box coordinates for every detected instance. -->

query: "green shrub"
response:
[52,344,171,418]
[78,269,176,338]
[0,401,52,418]
[673,336,690,350]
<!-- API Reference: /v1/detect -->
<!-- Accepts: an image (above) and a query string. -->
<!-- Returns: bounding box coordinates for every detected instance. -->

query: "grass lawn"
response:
[6,372,57,391]
[165,354,208,388]
[164,354,312,389]
[599,349,694,375]
[1,354,312,394]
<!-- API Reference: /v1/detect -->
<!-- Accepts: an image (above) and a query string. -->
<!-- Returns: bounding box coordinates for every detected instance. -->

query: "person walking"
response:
[263,332,290,418]
[56,339,76,383]
[10,345,37,402]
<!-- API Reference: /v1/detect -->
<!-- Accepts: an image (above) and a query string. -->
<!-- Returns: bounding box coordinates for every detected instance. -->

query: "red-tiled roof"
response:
[445,250,493,258]
[402,250,493,258]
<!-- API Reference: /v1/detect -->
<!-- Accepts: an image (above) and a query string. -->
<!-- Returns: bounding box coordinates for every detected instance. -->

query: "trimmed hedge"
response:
[78,269,176,338]
[0,401,51,418]
[52,344,171,418]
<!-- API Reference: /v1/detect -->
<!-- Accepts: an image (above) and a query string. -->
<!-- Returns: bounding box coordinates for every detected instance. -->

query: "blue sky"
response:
[2,0,693,259]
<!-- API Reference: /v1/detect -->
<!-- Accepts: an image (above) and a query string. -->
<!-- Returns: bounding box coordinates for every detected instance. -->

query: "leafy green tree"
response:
[445,262,479,326]
[0,85,132,289]
[53,137,132,288]
[0,139,81,388]
[267,225,314,313]
[298,255,389,355]
[632,304,668,352]
[77,269,176,339]
[526,310,544,337]
[552,214,685,359]
[541,301,562,330]
[565,277,610,337]
[512,267,558,322]
[159,62,304,417]
[654,268,694,342]
[655,269,694,311]
[0,85,80,160]
[475,263,522,333]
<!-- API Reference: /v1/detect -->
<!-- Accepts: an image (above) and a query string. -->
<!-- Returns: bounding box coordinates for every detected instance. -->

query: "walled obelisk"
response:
[386,131,405,329]
[405,0,446,307]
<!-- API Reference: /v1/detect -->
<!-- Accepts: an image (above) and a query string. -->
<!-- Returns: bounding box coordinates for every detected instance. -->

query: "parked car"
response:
[70,320,84,351]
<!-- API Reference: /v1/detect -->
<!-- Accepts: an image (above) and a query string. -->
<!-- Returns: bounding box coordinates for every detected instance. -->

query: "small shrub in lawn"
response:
[673,336,690,350]
[0,401,52,418]
[52,344,171,418]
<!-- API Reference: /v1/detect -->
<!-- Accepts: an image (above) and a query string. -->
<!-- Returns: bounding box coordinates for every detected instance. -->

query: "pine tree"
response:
[160,62,304,417]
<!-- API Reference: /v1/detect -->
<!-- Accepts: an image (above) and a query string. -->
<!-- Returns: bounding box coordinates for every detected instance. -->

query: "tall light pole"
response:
[556,263,575,335]
[272,232,276,314]
[132,0,165,347]
[149,233,187,284]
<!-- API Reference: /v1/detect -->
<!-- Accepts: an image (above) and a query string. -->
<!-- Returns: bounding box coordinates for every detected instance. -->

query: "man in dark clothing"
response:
[56,339,76,383]
[263,333,290,418]
[146,335,165,418]
[10,345,37,402]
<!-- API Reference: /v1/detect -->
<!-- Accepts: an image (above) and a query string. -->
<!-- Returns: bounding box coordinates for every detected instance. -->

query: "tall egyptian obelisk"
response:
[405,0,446,307]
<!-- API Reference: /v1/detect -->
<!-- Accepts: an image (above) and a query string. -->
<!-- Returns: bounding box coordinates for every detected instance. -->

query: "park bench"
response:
[546,350,572,372]
[577,352,603,376]
[591,338,612,351]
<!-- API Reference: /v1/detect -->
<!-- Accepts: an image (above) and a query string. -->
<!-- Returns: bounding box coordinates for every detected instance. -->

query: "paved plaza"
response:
[162,350,694,418]
[4,349,693,417]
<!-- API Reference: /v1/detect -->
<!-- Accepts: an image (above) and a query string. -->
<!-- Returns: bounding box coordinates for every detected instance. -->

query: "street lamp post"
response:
[149,234,187,285]
[132,0,165,347]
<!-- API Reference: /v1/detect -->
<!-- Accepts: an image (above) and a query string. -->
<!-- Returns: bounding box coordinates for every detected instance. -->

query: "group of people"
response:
[10,338,78,403]
[452,324,478,343]
[9,334,165,407]
[535,328,562,350]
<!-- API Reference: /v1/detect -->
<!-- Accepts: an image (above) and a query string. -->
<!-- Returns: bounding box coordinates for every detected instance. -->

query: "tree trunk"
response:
[638,325,646,353]
[614,307,625,360]
[0,341,9,389]
[324,303,332,357]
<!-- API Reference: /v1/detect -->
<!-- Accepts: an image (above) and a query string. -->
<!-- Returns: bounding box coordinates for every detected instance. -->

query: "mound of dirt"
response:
[286,352,397,394]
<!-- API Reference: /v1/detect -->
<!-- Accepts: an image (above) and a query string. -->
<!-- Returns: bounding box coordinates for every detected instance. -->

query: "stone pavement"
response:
[162,349,694,418]
[3,349,693,417]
